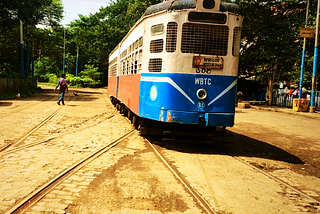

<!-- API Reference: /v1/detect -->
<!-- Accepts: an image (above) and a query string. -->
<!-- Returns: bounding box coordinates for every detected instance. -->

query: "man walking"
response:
[54,74,68,105]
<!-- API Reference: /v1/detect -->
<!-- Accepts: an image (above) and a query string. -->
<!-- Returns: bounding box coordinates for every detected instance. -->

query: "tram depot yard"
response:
[0,86,320,214]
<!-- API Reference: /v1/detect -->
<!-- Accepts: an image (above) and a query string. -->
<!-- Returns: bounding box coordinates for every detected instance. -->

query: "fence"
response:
[0,77,37,95]
[272,92,320,109]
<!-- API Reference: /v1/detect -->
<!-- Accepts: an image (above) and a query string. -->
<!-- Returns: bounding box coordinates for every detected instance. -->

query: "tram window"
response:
[139,37,143,47]
[134,60,138,74]
[122,61,126,75]
[188,12,226,24]
[150,39,164,53]
[151,24,164,35]
[232,27,241,57]
[181,23,228,56]
[148,58,162,72]
[109,64,117,77]
[134,40,139,49]
[166,22,178,53]
[138,50,142,73]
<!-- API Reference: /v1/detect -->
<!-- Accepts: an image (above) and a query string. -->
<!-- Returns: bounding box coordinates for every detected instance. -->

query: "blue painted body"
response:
[139,73,237,127]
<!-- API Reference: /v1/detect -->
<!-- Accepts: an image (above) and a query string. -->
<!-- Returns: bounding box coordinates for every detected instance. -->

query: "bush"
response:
[48,74,59,84]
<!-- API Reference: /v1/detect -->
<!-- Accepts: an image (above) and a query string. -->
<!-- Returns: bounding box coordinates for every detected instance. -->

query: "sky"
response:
[60,0,111,26]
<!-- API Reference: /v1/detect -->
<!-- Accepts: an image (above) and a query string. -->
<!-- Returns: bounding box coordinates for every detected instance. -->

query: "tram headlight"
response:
[197,89,207,100]
[203,0,215,9]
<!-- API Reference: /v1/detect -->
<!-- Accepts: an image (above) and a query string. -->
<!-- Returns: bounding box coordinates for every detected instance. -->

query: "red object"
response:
[108,74,141,115]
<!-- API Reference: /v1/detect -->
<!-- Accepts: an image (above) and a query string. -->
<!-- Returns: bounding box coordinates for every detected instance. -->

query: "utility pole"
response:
[20,20,24,78]
[76,46,79,77]
[26,41,29,78]
[32,39,35,78]
[299,0,310,98]
[63,27,66,74]
[310,0,320,112]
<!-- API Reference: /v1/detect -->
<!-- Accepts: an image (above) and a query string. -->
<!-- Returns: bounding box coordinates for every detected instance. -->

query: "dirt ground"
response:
[1,86,320,214]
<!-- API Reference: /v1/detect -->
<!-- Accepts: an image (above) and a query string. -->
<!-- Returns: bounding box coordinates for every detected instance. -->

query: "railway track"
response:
[1,90,116,155]
[149,136,320,213]
[0,95,56,120]
[0,109,118,156]
[5,129,136,214]
[146,137,217,214]
[0,96,74,153]
[218,147,320,205]
[0,88,134,214]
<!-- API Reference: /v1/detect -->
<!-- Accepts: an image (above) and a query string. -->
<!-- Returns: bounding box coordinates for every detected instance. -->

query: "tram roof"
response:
[143,0,242,16]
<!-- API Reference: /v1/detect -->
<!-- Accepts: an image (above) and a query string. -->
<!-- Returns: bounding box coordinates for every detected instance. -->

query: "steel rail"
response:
[213,144,320,205]
[1,109,118,156]
[1,96,76,153]
[5,129,136,214]
[225,151,320,205]
[2,108,61,151]
[146,138,217,214]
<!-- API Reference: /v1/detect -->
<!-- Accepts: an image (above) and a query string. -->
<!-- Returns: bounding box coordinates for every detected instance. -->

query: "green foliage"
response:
[0,0,63,29]
[79,65,100,80]
[0,0,63,78]
[68,65,101,87]
[0,63,14,77]
[237,0,317,86]
[48,74,59,84]
[34,57,60,81]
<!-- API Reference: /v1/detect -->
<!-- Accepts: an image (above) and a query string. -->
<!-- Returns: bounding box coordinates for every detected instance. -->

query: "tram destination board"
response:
[193,56,223,69]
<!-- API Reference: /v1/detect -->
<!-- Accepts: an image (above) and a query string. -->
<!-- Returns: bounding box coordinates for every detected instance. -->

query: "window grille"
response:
[150,39,164,53]
[138,50,142,73]
[122,60,126,75]
[166,22,178,53]
[232,27,241,57]
[128,56,132,74]
[148,58,162,72]
[109,64,117,77]
[120,50,127,59]
[181,23,229,56]
[126,58,129,74]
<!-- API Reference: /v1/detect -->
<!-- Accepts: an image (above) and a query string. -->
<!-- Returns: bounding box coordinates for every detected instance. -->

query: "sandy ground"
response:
[1,86,320,214]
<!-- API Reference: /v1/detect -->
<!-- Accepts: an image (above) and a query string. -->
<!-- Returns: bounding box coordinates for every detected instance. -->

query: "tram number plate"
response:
[193,56,223,69]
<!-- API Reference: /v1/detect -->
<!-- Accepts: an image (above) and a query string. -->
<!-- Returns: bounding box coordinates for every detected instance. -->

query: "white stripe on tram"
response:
[141,76,195,105]
[208,79,237,106]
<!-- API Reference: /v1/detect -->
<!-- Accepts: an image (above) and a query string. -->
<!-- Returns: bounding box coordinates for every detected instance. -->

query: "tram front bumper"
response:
[160,109,234,127]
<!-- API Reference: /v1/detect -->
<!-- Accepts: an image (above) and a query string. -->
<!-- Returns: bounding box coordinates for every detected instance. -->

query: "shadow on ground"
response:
[0,102,13,107]
[150,130,304,165]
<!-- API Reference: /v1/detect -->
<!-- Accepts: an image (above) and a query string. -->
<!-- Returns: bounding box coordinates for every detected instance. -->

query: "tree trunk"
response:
[268,70,276,106]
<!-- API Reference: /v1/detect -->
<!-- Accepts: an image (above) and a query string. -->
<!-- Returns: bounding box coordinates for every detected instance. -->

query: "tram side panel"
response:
[108,76,118,98]
[118,74,141,115]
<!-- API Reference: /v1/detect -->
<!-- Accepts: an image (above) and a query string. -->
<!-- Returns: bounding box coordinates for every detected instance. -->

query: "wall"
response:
[0,78,37,95]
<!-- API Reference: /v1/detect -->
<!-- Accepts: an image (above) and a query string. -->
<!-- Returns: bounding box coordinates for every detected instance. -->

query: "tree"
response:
[0,0,63,29]
[236,0,316,104]
[0,0,64,77]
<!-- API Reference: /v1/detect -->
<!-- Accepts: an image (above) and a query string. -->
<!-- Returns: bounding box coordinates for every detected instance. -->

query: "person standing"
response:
[54,73,68,105]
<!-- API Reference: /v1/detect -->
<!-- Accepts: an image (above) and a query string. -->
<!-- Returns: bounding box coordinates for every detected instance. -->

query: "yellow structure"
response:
[293,98,309,112]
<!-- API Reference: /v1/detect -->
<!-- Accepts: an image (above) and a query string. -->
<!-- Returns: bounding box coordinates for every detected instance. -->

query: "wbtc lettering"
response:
[195,78,211,85]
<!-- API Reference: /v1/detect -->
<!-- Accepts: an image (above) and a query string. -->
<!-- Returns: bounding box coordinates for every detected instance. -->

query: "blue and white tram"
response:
[108,0,243,127]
